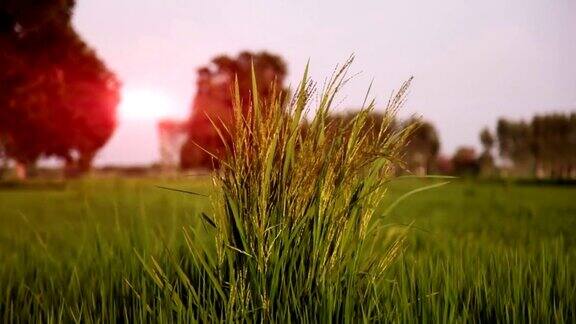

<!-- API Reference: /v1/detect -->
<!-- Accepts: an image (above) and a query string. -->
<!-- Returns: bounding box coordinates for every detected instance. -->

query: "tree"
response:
[0,0,119,177]
[496,119,533,175]
[480,128,495,151]
[451,146,479,176]
[403,119,440,175]
[0,136,6,179]
[532,113,576,178]
[181,51,287,169]
[323,113,438,175]
[495,114,576,178]
[325,111,394,140]
[478,128,495,176]
[435,154,453,175]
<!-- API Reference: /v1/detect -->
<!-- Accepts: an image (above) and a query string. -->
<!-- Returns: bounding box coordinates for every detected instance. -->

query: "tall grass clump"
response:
[147,58,418,321]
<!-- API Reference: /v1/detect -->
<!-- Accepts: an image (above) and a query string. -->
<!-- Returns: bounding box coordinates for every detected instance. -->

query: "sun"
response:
[119,88,177,120]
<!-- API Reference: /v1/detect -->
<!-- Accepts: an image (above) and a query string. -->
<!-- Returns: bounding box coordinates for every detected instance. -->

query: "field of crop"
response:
[0,178,574,322]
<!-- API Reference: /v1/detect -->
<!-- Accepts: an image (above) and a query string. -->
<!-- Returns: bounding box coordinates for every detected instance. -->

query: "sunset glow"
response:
[119,88,177,120]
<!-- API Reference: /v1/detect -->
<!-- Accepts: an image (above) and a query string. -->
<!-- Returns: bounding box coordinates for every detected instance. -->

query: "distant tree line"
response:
[495,114,576,178]
[178,52,443,175]
[434,113,576,179]
[321,112,440,175]
[0,0,119,178]
[2,22,571,183]
[179,52,575,180]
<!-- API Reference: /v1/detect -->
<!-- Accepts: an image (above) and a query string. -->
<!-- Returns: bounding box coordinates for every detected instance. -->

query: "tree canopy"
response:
[495,113,576,178]
[180,51,287,169]
[0,0,120,175]
[451,146,479,176]
[403,118,440,175]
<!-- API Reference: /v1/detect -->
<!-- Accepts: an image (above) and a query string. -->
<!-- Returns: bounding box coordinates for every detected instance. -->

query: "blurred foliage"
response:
[452,146,479,176]
[496,113,576,178]
[0,0,119,176]
[180,51,287,170]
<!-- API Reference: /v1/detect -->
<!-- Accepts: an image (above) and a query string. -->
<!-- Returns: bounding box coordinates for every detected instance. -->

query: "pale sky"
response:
[71,0,576,166]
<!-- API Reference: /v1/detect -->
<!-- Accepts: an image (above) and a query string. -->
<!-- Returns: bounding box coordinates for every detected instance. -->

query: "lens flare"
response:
[119,88,176,120]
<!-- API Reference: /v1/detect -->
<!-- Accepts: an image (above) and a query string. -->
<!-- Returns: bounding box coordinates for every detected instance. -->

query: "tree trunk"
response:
[78,151,95,174]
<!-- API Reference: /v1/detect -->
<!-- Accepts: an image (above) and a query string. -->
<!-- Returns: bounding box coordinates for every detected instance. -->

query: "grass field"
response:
[0,178,574,322]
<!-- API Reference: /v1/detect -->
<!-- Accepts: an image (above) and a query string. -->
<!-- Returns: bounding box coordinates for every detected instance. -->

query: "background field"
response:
[1,178,574,322]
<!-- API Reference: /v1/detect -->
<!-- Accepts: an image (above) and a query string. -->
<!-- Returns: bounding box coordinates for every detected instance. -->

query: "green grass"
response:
[1,63,574,322]
[0,178,574,322]
[384,180,576,322]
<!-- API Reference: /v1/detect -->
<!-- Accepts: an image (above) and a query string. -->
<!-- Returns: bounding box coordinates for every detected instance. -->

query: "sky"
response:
[71,0,576,166]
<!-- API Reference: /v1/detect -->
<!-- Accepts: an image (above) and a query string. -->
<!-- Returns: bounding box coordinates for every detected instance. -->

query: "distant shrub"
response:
[452,146,480,176]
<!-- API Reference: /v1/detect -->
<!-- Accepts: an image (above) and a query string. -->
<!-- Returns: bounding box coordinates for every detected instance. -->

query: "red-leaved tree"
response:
[0,0,120,177]
[180,51,287,170]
